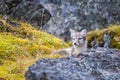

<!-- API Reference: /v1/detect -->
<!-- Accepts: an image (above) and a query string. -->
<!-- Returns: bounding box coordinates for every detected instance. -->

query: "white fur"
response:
[52,29,88,56]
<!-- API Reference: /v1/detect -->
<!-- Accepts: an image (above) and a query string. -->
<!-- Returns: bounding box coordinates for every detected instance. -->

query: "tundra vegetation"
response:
[0,16,69,80]
[0,16,120,80]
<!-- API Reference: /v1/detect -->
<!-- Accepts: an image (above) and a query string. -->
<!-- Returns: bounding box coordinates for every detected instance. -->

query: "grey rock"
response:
[91,35,99,49]
[40,0,120,41]
[103,33,110,48]
[1,0,120,41]
[0,0,51,29]
[25,47,120,80]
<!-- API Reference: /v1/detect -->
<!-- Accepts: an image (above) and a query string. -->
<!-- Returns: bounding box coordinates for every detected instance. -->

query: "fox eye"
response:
[72,38,75,40]
[78,38,83,40]
[72,37,75,40]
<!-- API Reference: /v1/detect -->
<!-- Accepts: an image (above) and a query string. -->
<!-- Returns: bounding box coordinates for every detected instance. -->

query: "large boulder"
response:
[39,0,120,41]
[25,47,120,80]
[0,0,51,29]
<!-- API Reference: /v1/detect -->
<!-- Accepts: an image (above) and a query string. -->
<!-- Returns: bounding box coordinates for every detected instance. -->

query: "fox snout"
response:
[73,37,85,46]
[73,41,85,46]
[74,43,77,45]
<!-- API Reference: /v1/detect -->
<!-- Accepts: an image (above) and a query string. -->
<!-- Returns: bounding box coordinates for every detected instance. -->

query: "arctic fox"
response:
[52,29,88,56]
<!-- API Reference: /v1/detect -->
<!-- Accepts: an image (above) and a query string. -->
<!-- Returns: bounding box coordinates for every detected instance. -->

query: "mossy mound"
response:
[88,25,120,49]
[0,16,69,80]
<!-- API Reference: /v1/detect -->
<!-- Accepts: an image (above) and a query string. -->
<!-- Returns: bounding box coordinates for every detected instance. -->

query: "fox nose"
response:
[74,43,77,45]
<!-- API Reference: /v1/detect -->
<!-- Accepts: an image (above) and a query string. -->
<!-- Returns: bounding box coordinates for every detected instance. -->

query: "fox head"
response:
[70,29,87,47]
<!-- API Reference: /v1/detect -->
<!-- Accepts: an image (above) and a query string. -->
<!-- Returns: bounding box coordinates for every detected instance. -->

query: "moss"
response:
[0,16,69,80]
[0,15,120,80]
[88,25,120,49]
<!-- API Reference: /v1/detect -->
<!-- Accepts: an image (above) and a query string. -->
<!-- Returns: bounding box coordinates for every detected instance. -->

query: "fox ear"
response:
[81,29,87,37]
[69,29,75,37]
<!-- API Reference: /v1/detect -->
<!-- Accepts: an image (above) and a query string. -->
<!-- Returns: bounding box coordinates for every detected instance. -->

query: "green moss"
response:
[0,15,120,80]
[0,16,69,80]
[88,25,120,49]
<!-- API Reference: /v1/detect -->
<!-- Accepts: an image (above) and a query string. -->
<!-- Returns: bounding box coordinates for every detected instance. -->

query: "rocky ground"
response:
[25,47,120,80]
[41,0,120,41]
[1,0,120,41]
[0,0,51,29]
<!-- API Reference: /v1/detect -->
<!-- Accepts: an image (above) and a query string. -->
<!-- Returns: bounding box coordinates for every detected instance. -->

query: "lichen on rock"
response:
[25,47,120,80]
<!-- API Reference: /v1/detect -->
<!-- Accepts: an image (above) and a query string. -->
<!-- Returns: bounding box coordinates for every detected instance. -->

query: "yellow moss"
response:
[0,16,69,80]
[88,25,120,49]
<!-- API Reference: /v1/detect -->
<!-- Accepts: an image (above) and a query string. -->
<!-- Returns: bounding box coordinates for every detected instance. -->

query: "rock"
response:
[39,0,120,41]
[4,0,21,10]
[0,0,8,14]
[0,0,51,29]
[25,47,120,80]
[1,0,120,41]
